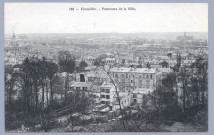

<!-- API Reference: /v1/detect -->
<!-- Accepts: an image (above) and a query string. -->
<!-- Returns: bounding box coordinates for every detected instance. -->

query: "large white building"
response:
[109,67,162,92]
[99,82,131,111]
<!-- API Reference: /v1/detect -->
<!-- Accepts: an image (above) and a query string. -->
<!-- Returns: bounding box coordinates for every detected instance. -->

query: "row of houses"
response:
[67,67,166,112]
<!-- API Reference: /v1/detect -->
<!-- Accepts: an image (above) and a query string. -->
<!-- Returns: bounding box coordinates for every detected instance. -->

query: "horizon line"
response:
[4,31,208,35]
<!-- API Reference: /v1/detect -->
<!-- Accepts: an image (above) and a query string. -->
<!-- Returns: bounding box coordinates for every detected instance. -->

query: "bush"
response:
[192,109,208,127]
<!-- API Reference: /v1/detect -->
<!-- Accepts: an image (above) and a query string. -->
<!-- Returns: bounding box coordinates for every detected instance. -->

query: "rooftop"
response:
[70,81,93,87]
[109,67,156,73]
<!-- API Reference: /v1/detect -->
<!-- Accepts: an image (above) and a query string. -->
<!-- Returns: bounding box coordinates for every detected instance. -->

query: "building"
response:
[84,56,96,66]
[109,67,161,92]
[69,81,100,103]
[103,58,116,66]
[99,82,131,111]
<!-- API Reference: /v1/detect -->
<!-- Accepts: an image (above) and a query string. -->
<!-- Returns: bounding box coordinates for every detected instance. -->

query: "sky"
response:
[4,3,208,34]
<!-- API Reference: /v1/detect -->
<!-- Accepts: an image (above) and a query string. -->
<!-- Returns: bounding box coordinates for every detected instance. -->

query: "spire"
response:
[12,30,15,39]
[93,22,96,33]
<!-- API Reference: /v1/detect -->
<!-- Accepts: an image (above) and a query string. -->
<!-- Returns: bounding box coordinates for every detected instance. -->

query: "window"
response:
[106,95,110,99]
[106,89,110,93]
[133,94,137,98]
[101,101,105,104]
[76,87,80,90]
[150,80,153,86]
[138,80,142,86]
[122,79,125,84]
[146,80,150,89]
[115,73,118,78]
[106,101,110,105]
[101,95,105,98]
[143,74,145,79]
[101,89,105,92]
[143,80,146,85]
[146,74,149,79]
[121,74,125,78]
[134,99,137,103]
[80,74,85,82]
[126,73,128,78]
[150,74,153,79]
[139,75,142,79]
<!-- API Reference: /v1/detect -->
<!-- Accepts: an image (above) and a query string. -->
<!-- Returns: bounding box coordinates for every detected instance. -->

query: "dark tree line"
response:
[5,50,93,131]
[5,57,58,119]
[149,55,208,127]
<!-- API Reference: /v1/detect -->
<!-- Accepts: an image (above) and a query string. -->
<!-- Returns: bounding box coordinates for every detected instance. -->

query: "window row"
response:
[100,88,110,93]
[101,101,110,105]
[112,73,154,80]
[114,79,154,85]
[101,95,110,99]
[75,87,87,91]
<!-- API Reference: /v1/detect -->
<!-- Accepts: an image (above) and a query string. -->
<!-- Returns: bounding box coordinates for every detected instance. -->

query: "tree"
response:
[167,53,172,58]
[58,50,76,73]
[30,57,44,113]
[5,64,15,107]
[178,66,191,113]
[162,73,177,104]
[160,61,169,68]
[97,66,128,131]
[58,50,76,104]
[40,57,48,109]
[47,61,58,106]
[16,57,33,115]
[172,53,181,72]
[146,62,151,69]
[94,58,104,66]
[79,61,88,71]
[191,56,208,108]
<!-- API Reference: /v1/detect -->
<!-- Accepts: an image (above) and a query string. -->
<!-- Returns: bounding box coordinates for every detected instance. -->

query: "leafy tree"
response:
[178,66,191,113]
[79,61,88,71]
[191,56,208,108]
[58,50,76,103]
[146,62,151,69]
[58,50,76,73]
[172,53,181,72]
[167,53,172,58]
[47,61,58,106]
[39,57,48,108]
[94,58,104,66]
[160,61,169,68]
[162,73,177,104]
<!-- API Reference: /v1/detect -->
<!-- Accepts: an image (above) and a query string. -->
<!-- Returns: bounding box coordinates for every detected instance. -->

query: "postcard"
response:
[4,3,208,132]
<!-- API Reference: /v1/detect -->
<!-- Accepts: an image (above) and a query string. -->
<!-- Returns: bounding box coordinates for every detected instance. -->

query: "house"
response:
[99,82,131,111]
[109,67,161,92]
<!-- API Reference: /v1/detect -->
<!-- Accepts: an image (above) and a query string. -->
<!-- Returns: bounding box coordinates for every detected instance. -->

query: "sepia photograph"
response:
[4,3,208,132]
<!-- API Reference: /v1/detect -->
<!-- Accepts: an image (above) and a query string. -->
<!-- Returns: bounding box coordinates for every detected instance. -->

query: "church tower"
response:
[11,31,18,47]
